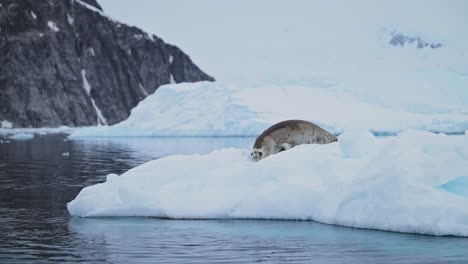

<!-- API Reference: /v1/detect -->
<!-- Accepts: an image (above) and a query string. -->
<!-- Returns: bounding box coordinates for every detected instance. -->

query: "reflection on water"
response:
[0,134,467,263]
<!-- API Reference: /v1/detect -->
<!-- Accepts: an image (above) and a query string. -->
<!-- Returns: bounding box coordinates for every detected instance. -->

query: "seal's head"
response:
[250,148,264,161]
[251,136,275,161]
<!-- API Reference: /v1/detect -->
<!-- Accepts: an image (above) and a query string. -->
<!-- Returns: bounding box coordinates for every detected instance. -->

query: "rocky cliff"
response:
[0,0,214,128]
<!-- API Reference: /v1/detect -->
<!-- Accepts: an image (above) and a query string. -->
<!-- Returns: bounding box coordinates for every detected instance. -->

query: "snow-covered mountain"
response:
[100,0,468,86]
[0,0,213,128]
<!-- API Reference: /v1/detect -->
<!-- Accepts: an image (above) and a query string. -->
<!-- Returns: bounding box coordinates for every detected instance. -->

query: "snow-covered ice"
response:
[70,82,270,137]
[69,82,468,138]
[68,130,468,236]
[338,130,377,158]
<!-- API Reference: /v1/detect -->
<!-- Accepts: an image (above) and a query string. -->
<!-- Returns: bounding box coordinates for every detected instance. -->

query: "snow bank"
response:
[338,130,377,158]
[69,82,468,138]
[68,131,468,236]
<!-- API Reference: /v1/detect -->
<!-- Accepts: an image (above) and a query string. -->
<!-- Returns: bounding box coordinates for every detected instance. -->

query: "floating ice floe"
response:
[8,133,34,140]
[0,126,76,136]
[68,130,468,236]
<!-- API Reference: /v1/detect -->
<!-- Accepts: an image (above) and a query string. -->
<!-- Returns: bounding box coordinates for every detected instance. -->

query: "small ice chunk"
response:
[62,152,70,157]
[339,129,377,158]
[47,21,59,32]
[30,11,37,20]
[89,47,95,56]
[168,55,173,64]
[9,133,34,140]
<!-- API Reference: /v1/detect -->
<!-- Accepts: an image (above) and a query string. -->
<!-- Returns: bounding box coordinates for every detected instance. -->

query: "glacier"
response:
[69,81,468,138]
[68,130,468,236]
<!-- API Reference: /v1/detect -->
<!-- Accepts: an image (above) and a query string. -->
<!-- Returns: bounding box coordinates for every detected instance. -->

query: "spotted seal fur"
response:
[251,120,337,161]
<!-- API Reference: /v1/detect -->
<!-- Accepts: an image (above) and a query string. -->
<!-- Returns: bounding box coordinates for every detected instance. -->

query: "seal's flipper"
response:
[278,143,292,152]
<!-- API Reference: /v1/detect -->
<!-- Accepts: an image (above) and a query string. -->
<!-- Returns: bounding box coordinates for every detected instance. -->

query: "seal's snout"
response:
[251,150,263,161]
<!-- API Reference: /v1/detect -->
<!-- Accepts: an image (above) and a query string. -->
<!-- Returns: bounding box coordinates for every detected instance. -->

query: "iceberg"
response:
[68,130,468,236]
[69,81,468,138]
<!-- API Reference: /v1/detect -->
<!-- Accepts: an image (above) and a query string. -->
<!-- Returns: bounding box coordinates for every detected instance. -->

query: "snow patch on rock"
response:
[81,69,108,126]
[47,21,59,32]
[1,120,13,129]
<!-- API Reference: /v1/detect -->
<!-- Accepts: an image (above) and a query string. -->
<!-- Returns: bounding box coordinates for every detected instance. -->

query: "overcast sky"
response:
[98,1,468,85]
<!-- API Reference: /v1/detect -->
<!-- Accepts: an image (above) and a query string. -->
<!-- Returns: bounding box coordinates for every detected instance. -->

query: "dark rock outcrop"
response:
[389,32,442,49]
[0,0,214,128]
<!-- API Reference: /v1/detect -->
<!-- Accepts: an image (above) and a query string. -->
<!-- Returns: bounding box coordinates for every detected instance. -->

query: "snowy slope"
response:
[100,0,468,87]
[68,130,468,236]
[69,81,468,137]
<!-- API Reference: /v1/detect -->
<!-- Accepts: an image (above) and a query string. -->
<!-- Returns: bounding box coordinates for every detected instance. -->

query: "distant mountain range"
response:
[0,0,214,128]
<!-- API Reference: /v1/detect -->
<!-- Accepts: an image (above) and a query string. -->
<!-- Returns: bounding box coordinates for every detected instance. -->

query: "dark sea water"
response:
[1,134,468,263]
